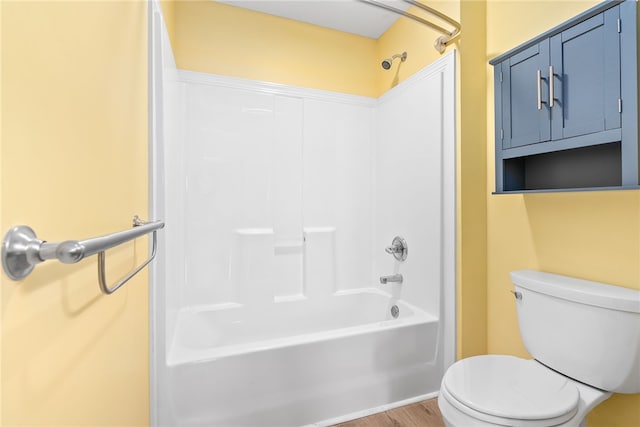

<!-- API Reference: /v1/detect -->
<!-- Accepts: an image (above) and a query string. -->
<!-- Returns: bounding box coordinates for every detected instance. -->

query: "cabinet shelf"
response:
[503,142,621,191]
[494,186,640,195]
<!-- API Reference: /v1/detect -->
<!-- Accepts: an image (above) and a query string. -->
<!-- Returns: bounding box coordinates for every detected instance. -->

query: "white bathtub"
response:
[164,289,442,426]
[151,20,457,424]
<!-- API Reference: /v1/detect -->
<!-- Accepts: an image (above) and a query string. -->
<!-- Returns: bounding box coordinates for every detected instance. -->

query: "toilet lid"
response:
[443,355,580,421]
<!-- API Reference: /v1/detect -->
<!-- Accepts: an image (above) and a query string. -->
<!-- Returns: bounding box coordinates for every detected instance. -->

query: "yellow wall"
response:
[159,0,176,50]
[1,1,149,425]
[174,1,378,97]
[2,0,630,425]
[457,0,488,359]
[486,1,640,425]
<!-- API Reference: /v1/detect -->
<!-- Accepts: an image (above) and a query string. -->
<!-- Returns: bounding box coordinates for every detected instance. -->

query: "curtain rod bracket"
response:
[359,0,461,53]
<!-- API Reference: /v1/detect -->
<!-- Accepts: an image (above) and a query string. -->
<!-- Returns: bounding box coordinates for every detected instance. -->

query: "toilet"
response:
[439,270,640,427]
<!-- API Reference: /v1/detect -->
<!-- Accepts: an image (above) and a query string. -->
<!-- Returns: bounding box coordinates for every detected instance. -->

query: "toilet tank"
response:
[510,270,640,394]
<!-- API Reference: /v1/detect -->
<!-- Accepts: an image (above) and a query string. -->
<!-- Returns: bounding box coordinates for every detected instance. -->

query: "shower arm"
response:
[358,0,461,53]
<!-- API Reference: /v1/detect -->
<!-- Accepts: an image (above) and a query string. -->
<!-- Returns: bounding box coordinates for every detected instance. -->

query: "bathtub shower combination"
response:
[150,5,455,426]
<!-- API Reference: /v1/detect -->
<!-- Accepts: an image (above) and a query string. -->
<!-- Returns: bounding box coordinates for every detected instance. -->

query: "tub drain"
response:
[390,305,399,319]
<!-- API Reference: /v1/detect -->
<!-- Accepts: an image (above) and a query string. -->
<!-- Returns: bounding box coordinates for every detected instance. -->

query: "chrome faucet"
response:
[380,274,403,284]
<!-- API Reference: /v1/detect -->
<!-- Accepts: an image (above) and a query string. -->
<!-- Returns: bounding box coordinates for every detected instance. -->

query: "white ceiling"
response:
[218,0,410,39]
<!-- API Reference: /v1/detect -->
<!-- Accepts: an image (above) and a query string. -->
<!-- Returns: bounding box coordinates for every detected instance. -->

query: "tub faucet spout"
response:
[380,274,403,284]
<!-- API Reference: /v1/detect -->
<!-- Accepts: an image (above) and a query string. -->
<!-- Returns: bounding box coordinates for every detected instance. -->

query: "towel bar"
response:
[1,215,164,295]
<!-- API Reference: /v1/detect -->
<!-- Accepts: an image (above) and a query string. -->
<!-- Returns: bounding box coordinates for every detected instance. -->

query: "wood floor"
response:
[332,399,445,427]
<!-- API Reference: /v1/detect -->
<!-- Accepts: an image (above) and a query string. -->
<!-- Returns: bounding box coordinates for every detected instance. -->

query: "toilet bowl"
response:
[438,270,640,427]
[438,355,612,427]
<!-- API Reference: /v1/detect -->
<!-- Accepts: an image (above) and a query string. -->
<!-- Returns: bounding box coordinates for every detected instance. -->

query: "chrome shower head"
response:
[381,51,407,70]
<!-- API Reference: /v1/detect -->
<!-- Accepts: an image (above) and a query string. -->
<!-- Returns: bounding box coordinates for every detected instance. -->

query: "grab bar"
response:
[1,215,164,295]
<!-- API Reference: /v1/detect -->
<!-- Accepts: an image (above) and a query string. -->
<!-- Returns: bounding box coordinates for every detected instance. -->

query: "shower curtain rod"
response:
[358,0,461,53]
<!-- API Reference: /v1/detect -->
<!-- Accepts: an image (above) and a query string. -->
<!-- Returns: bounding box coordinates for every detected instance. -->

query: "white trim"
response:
[308,392,440,427]
[177,52,455,109]
[441,51,457,371]
[147,2,157,426]
[178,69,377,107]
[148,1,175,425]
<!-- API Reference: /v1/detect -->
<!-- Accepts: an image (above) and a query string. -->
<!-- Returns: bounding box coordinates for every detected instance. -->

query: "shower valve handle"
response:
[385,245,402,254]
[385,236,408,262]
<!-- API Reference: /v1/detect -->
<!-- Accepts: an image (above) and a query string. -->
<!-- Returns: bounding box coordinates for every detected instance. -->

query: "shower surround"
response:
[150,6,455,426]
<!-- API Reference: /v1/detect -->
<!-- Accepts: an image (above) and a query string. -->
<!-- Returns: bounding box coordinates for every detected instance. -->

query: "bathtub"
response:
[165,289,442,426]
[151,19,457,423]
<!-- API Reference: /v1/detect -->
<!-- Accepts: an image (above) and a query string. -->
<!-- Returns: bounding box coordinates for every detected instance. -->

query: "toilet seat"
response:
[441,355,580,426]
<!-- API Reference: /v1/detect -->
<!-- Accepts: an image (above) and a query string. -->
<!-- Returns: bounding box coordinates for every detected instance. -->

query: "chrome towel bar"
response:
[1,215,165,295]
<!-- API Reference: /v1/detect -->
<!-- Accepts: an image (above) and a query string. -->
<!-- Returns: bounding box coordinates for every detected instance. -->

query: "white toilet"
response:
[439,270,640,426]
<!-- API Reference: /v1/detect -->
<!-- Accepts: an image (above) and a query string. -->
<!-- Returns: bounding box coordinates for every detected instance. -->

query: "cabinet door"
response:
[550,7,621,140]
[501,41,551,149]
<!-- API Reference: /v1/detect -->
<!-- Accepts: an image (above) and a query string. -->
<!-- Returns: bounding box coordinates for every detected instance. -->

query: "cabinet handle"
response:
[549,65,555,108]
[537,69,543,110]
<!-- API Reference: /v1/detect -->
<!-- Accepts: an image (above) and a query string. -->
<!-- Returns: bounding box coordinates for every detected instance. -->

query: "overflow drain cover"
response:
[391,305,399,318]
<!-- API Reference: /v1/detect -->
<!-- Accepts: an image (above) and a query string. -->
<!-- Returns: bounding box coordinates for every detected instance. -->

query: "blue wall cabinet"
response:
[491,0,638,193]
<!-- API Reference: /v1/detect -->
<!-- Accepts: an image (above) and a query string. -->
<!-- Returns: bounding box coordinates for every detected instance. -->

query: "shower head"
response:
[381,52,407,70]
